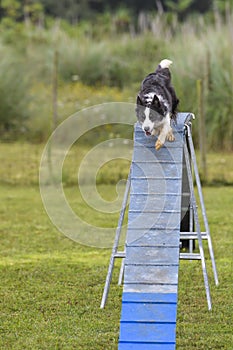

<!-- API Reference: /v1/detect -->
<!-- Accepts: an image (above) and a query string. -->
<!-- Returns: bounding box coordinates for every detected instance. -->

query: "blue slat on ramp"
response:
[118,113,192,350]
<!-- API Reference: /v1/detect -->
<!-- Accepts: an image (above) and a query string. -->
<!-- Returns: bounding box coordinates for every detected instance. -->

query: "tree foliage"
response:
[165,0,194,18]
[0,0,214,22]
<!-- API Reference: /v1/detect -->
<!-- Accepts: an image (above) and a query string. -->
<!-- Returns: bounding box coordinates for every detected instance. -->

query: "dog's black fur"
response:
[136,61,179,120]
[135,59,179,150]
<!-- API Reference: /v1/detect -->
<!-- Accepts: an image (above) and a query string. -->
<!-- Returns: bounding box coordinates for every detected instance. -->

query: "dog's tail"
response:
[159,59,173,69]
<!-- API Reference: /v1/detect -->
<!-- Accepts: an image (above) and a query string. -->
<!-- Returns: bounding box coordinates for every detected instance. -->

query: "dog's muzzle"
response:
[143,126,152,136]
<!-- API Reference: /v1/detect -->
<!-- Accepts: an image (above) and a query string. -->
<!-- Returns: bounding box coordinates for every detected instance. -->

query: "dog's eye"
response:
[149,111,156,121]
[138,112,145,122]
[136,107,145,122]
[149,109,164,122]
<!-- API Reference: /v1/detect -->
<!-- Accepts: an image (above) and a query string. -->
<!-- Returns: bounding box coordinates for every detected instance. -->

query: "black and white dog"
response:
[136,59,179,150]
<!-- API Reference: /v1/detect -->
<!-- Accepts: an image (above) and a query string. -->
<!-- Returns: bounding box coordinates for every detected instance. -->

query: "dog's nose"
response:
[144,126,150,132]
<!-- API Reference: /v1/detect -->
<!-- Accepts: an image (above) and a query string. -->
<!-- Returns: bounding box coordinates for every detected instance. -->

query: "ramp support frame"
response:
[100,119,218,310]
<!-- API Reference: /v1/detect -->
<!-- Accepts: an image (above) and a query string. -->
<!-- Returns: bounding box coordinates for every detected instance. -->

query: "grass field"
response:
[0,142,233,186]
[0,143,233,349]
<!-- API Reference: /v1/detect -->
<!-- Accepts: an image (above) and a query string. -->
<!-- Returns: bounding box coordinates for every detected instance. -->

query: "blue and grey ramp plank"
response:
[118,114,192,350]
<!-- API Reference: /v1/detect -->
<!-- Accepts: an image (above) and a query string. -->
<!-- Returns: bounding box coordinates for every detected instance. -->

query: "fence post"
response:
[52,50,59,131]
[47,50,59,184]
[196,79,207,181]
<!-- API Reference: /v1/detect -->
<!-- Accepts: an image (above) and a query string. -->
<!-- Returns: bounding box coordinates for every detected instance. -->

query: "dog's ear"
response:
[136,95,143,105]
[151,95,161,107]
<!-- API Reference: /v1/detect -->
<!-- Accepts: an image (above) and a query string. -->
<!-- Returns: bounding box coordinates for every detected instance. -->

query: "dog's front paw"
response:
[166,131,175,142]
[155,139,163,150]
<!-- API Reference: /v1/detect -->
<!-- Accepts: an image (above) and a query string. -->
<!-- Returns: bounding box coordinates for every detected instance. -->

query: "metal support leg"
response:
[186,124,219,286]
[118,258,125,285]
[100,171,131,309]
[189,203,194,258]
[184,141,212,310]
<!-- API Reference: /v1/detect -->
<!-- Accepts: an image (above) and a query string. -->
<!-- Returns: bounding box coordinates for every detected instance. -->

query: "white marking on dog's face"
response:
[142,107,155,133]
[145,107,150,119]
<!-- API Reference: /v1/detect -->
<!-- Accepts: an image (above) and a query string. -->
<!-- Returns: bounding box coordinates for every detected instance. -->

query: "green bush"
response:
[57,37,145,88]
[0,45,30,139]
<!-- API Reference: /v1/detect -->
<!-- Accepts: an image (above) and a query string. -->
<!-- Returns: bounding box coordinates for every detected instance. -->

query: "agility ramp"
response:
[101,113,218,349]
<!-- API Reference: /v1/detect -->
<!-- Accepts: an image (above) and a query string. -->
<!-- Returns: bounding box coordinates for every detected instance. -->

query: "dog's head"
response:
[136,94,165,135]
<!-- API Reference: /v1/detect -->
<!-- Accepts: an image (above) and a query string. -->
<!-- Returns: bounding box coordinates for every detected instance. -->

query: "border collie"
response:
[136,59,179,150]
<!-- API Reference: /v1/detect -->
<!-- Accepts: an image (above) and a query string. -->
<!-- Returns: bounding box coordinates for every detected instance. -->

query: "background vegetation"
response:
[0,0,233,149]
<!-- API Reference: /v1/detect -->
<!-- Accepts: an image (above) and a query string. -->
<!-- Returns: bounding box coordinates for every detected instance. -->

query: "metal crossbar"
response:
[100,118,218,310]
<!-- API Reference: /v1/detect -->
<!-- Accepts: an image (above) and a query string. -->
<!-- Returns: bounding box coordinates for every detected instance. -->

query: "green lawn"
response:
[0,142,233,186]
[0,143,233,349]
[1,184,232,349]
[0,184,122,350]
